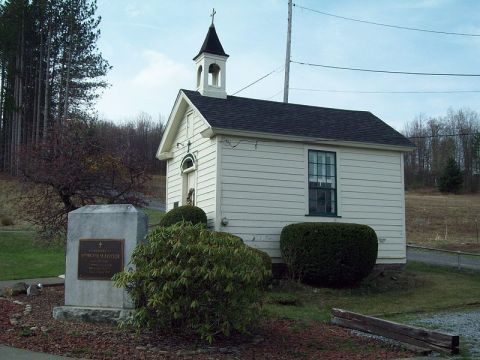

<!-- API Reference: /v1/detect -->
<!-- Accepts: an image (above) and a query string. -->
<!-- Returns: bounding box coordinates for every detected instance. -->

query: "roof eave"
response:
[209,127,415,152]
[193,52,229,61]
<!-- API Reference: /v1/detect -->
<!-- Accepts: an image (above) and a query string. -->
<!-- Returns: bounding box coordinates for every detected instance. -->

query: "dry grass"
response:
[143,174,166,203]
[0,173,32,230]
[406,191,480,251]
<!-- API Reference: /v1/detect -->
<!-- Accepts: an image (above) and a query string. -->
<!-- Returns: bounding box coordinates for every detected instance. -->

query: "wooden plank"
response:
[332,317,439,354]
[333,309,458,348]
[331,308,459,354]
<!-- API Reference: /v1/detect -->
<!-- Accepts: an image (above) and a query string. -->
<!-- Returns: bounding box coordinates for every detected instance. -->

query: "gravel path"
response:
[409,309,480,358]
[407,247,480,271]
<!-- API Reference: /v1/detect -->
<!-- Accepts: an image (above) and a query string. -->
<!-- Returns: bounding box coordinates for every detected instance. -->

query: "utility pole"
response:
[283,0,292,103]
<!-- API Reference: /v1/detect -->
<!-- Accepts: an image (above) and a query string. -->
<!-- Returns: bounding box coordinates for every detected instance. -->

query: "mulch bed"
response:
[0,286,413,359]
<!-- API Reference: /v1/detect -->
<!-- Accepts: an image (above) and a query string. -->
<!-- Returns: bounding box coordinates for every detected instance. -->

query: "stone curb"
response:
[0,278,64,297]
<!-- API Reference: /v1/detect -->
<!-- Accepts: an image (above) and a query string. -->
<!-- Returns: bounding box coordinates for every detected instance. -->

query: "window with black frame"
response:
[308,150,337,216]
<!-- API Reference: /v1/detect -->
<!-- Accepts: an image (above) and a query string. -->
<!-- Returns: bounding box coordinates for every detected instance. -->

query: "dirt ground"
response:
[0,286,413,359]
[406,191,480,251]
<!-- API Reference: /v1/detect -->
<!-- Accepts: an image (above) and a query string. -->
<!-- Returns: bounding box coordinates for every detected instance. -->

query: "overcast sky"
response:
[94,0,480,131]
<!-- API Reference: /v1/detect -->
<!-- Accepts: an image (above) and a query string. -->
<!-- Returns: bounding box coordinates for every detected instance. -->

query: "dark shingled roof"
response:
[193,24,229,60]
[182,90,414,148]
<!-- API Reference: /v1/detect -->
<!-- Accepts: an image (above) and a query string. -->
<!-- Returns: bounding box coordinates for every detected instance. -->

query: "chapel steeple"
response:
[194,9,228,99]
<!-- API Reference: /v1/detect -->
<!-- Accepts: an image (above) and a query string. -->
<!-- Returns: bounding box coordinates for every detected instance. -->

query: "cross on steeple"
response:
[210,8,216,25]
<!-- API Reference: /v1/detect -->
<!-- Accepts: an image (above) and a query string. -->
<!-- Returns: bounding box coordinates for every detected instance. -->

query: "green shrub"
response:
[113,223,270,342]
[280,222,378,287]
[0,216,14,226]
[159,205,207,227]
[210,232,272,288]
[248,246,272,288]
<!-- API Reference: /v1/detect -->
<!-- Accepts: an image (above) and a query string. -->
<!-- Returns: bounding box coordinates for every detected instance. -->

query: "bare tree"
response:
[17,118,149,238]
[403,108,480,192]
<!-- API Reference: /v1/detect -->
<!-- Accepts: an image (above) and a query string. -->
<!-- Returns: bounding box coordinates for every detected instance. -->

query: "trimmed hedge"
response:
[159,205,207,227]
[280,222,378,287]
[113,223,270,342]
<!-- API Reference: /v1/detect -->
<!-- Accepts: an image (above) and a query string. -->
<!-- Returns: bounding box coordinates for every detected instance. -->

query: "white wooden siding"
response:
[219,136,406,264]
[166,106,217,228]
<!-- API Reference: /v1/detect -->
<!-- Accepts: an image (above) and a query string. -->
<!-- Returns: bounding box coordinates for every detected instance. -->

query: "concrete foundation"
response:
[53,306,133,325]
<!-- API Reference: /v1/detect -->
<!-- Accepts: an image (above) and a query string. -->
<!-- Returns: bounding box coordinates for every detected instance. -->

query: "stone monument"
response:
[53,204,147,323]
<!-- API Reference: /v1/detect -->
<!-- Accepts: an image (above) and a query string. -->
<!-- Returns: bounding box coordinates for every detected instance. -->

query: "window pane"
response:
[329,200,336,213]
[317,163,324,177]
[329,164,336,177]
[309,189,317,212]
[326,153,335,164]
[318,152,325,165]
[329,177,335,188]
[308,150,337,215]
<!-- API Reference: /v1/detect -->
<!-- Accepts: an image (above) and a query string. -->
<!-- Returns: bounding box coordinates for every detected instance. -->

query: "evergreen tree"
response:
[0,0,110,174]
[438,158,463,193]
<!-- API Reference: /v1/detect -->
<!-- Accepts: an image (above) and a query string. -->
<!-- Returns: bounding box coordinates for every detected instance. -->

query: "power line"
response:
[293,3,480,37]
[266,89,284,100]
[291,60,480,77]
[408,132,480,139]
[232,66,283,95]
[291,88,480,94]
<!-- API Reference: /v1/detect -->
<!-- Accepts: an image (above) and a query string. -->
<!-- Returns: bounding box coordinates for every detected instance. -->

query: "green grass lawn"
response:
[0,208,164,281]
[265,262,480,323]
[143,208,164,228]
[0,231,65,280]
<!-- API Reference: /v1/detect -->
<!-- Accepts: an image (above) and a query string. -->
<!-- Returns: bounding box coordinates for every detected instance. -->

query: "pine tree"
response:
[0,0,110,173]
[438,158,463,193]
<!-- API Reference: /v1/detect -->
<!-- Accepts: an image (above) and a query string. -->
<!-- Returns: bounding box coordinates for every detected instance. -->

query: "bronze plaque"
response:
[78,239,124,280]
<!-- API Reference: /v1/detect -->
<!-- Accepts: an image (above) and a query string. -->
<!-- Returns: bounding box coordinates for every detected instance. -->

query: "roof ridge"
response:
[181,89,373,115]
[180,89,414,148]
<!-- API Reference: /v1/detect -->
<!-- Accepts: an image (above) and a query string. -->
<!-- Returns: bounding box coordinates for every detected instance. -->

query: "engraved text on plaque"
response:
[78,239,124,280]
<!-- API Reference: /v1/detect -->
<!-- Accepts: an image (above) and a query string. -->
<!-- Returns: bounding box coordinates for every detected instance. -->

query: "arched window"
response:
[196,65,203,88]
[180,153,196,173]
[180,153,196,206]
[208,63,221,87]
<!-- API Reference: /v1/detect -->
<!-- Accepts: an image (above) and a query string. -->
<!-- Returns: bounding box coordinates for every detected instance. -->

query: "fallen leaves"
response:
[0,287,413,359]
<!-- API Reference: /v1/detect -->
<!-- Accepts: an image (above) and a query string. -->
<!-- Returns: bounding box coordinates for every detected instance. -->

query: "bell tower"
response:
[193,9,228,99]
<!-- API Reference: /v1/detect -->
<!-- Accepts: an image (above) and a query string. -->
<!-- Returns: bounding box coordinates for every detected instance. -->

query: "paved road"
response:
[407,246,480,271]
[0,345,75,359]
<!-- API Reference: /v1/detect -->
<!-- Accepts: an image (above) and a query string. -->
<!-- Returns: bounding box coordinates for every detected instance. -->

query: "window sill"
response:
[305,214,342,218]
